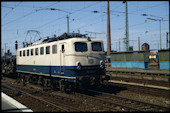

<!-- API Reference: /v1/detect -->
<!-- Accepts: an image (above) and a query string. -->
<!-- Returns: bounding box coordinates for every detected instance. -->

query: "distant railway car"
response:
[16,33,109,92]
[1,55,16,76]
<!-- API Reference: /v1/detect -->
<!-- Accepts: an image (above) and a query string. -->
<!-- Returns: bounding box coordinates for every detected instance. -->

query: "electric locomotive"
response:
[16,33,110,91]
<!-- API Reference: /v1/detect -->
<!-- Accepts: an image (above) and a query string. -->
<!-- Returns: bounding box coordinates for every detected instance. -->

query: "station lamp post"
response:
[147,17,168,50]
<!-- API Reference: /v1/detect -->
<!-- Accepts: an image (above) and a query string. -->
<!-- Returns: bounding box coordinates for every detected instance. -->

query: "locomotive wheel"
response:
[44,79,50,87]
[59,79,73,93]
[65,83,73,93]
[28,75,33,83]
[59,79,72,93]
[21,75,26,86]
[16,73,21,84]
[59,79,65,92]
[50,79,58,90]
[24,75,29,84]
[39,76,45,86]
[33,76,39,84]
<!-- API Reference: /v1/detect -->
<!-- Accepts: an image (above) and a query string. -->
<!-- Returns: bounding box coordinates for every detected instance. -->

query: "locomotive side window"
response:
[31,49,34,56]
[40,47,44,55]
[20,51,22,57]
[23,50,25,56]
[35,48,38,55]
[46,46,50,54]
[91,42,102,51]
[75,42,87,52]
[27,49,29,56]
[52,45,57,54]
[62,45,65,53]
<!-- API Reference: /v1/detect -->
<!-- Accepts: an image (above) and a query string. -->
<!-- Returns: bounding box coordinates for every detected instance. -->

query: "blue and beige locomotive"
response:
[16,33,109,92]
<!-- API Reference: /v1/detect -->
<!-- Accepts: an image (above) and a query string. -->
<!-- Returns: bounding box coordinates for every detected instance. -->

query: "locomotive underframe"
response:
[17,70,108,92]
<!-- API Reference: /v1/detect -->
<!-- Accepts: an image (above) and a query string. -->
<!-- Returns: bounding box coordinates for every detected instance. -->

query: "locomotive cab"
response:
[62,37,109,88]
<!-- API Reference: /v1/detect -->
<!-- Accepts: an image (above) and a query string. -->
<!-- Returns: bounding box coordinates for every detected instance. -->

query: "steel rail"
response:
[108,82,170,96]
[2,83,69,112]
[87,89,170,111]
[93,96,143,112]
[75,89,128,112]
[106,67,170,77]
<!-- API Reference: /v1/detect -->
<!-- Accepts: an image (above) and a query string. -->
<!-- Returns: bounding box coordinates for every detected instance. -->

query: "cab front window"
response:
[75,42,87,52]
[91,42,102,51]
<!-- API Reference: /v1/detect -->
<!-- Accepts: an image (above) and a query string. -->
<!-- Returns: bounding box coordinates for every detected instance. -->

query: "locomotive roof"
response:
[30,32,89,45]
[39,32,88,43]
[18,32,103,50]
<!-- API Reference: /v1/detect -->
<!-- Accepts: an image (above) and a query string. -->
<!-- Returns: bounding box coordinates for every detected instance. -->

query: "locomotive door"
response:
[59,43,65,74]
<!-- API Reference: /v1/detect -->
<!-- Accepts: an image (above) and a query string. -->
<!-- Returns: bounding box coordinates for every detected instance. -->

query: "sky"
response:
[1,1,169,55]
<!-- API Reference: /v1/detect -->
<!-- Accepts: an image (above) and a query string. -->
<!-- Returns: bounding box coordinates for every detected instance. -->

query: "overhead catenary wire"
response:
[2,2,59,9]
[2,2,22,19]
[2,11,37,26]
[2,2,60,27]
[2,1,168,54]
[32,2,101,30]
[2,2,166,28]
[78,2,168,31]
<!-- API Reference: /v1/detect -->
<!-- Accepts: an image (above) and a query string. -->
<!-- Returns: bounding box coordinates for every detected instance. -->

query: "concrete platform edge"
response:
[109,80,170,90]
[1,92,33,112]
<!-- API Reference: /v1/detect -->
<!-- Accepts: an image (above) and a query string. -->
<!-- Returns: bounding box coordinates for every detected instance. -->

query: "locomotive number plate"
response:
[88,59,94,64]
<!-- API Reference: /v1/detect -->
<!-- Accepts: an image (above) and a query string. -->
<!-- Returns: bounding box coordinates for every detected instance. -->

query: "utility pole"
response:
[4,43,7,55]
[147,18,168,50]
[138,37,140,51]
[116,42,117,51]
[159,20,162,49]
[119,38,120,51]
[1,49,3,57]
[67,15,69,33]
[123,1,129,51]
[4,43,7,62]
[167,32,169,49]
[157,41,159,50]
[15,40,18,51]
[107,1,111,56]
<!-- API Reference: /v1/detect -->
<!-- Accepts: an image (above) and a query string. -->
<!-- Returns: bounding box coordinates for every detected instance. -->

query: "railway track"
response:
[106,67,170,83]
[108,81,170,98]
[87,89,170,112]
[1,83,78,112]
[2,76,170,112]
[2,80,122,111]
[1,82,121,112]
[74,89,139,112]
[106,67,170,88]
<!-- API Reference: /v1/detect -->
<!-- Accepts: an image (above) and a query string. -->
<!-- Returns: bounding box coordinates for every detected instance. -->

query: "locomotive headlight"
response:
[100,60,105,69]
[76,62,81,70]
